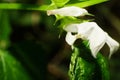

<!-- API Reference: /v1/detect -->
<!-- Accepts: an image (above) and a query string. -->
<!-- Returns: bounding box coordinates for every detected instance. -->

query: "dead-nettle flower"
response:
[47,6,119,58]
[47,6,89,16]
[64,22,119,58]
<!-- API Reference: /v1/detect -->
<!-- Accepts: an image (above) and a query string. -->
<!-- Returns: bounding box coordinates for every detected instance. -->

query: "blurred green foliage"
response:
[0,10,11,49]
[0,50,31,80]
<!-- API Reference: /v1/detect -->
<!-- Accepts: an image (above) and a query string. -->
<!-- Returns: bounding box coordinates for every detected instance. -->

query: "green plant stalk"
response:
[0,0,108,11]
[66,0,108,8]
[0,3,49,11]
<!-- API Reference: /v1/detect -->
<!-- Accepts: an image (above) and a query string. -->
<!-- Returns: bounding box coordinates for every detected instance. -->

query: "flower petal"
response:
[64,22,119,58]
[63,24,78,32]
[77,22,94,40]
[64,22,94,39]
[47,6,88,17]
[65,32,77,45]
[86,22,106,58]
[105,33,119,58]
[65,22,107,58]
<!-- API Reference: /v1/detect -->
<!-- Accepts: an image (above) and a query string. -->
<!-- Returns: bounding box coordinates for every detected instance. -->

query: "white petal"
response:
[63,24,78,32]
[65,32,77,45]
[64,22,94,39]
[47,6,88,16]
[64,22,119,58]
[64,22,107,58]
[105,33,119,58]
[77,22,94,40]
[85,22,106,58]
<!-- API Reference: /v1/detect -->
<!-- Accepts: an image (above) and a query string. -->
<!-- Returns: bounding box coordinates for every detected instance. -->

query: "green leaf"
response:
[74,57,95,80]
[66,0,108,8]
[0,50,31,80]
[68,46,95,80]
[0,10,11,49]
[96,53,110,80]
[68,42,110,80]
[51,0,70,7]
[68,47,79,80]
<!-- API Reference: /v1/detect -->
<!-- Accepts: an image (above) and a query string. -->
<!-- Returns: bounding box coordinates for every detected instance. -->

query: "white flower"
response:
[46,6,119,58]
[47,6,88,17]
[64,22,119,58]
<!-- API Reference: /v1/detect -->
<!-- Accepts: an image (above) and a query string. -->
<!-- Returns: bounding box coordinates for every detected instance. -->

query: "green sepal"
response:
[56,16,87,30]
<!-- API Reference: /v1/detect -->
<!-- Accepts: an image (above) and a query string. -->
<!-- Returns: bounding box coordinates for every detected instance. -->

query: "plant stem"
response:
[66,0,108,8]
[0,3,49,11]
